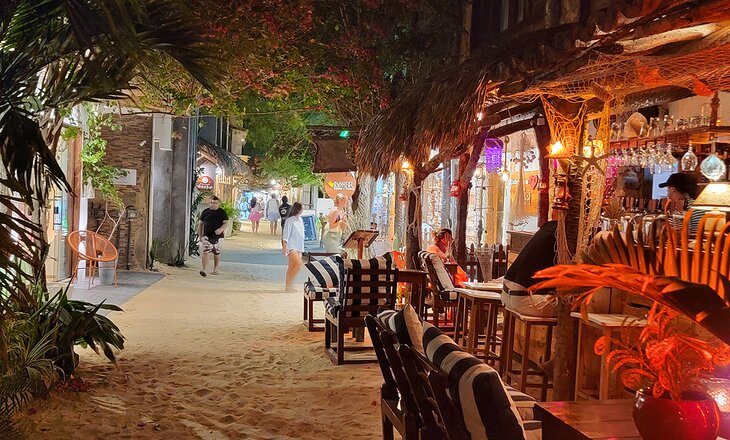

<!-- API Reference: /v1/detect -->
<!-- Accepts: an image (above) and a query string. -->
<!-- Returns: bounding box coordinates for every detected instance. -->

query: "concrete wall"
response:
[150,116,193,263]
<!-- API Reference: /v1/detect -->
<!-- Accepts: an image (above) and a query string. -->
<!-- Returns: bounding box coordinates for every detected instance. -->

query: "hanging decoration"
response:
[541,96,588,265]
[510,132,529,224]
[450,180,462,197]
[484,138,503,172]
[576,102,611,262]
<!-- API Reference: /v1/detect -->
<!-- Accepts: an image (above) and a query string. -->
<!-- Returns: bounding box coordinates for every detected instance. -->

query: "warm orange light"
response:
[401,160,412,171]
[550,141,565,156]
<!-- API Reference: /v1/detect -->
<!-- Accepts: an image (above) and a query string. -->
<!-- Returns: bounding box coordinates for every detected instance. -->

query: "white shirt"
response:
[282,215,305,253]
[266,198,279,215]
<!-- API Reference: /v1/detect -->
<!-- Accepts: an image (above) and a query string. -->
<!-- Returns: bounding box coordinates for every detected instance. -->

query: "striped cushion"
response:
[376,305,424,353]
[304,255,343,288]
[304,281,338,300]
[339,253,394,317]
[418,251,458,301]
[422,322,529,440]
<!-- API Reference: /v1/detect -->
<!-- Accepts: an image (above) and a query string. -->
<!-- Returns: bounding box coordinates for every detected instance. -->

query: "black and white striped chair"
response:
[422,322,542,440]
[324,253,397,365]
[418,251,459,332]
[303,253,343,332]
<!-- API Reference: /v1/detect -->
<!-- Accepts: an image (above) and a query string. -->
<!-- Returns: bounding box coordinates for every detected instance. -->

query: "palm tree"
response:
[0,0,215,351]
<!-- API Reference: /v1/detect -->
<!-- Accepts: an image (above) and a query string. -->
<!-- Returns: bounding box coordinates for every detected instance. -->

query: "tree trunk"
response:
[405,170,426,269]
[441,161,451,228]
[345,174,375,247]
[454,145,483,267]
[550,99,587,401]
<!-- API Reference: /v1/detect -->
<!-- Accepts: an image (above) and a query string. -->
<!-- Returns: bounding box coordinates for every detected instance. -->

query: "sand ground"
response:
[19,227,384,439]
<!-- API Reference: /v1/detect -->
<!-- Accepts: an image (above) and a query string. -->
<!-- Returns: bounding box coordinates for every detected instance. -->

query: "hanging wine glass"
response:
[681,144,698,171]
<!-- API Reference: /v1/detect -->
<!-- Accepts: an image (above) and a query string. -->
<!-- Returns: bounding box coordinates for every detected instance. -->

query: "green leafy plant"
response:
[169,243,187,267]
[219,201,239,221]
[189,167,208,257]
[148,238,162,270]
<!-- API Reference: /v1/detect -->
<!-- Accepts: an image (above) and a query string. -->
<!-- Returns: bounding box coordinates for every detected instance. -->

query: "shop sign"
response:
[196,175,215,191]
[324,172,357,199]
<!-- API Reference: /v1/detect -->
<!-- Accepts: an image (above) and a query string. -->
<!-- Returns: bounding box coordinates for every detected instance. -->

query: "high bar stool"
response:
[454,288,503,366]
[501,308,557,402]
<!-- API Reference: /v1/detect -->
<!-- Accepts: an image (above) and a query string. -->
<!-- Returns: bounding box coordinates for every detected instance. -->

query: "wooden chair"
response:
[303,252,340,332]
[324,267,397,365]
[418,252,459,333]
[365,315,421,440]
[399,344,470,440]
[67,230,118,288]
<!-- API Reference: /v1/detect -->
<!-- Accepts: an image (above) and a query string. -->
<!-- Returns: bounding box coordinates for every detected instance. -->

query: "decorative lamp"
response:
[693,182,730,213]
[552,174,570,211]
[401,160,412,171]
[501,169,510,182]
[484,138,504,173]
[703,378,730,438]
[546,140,571,159]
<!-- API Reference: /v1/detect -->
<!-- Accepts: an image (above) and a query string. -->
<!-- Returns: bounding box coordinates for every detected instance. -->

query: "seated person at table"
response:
[427,228,468,286]
[502,220,558,318]
[427,228,454,262]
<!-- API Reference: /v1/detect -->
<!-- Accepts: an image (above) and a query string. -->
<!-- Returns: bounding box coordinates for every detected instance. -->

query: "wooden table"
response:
[571,312,647,400]
[535,399,640,440]
[460,281,503,292]
[453,288,503,364]
[397,269,429,319]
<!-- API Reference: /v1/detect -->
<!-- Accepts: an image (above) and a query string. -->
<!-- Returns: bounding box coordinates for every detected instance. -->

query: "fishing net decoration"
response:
[576,102,611,262]
[507,42,730,104]
[540,96,588,155]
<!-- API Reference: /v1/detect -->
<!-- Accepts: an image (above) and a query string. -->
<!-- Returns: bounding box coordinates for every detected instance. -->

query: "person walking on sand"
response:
[281,202,304,291]
[278,195,292,228]
[248,197,263,234]
[266,193,281,235]
[198,196,228,277]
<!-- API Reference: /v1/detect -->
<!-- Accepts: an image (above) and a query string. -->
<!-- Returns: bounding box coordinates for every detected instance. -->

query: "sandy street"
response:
[19,228,384,439]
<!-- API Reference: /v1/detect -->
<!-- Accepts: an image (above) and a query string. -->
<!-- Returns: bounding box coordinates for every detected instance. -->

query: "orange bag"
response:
[454,266,469,287]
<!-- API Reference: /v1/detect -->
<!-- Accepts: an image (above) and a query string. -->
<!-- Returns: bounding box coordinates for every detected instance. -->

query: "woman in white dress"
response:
[322,193,348,253]
[281,202,305,291]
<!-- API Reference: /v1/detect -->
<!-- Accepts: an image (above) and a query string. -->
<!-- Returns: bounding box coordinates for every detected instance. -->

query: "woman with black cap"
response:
[659,172,704,234]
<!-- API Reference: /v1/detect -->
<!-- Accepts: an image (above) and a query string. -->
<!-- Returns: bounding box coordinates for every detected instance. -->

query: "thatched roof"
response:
[357,0,730,177]
[198,137,249,175]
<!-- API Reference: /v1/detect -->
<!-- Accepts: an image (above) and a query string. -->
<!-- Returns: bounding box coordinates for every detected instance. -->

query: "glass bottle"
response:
[681,144,698,172]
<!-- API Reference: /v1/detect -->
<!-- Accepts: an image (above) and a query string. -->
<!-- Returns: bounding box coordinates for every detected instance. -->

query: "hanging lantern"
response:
[484,138,504,172]
[552,174,570,210]
[450,180,462,197]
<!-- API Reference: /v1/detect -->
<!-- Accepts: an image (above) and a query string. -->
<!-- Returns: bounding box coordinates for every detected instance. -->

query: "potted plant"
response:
[219,201,239,237]
[531,264,730,440]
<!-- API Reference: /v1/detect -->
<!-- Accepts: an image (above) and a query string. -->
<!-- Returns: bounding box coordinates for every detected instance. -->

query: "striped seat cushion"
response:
[304,255,343,289]
[338,253,394,317]
[422,322,537,440]
[418,251,458,301]
[304,281,338,300]
[376,305,424,353]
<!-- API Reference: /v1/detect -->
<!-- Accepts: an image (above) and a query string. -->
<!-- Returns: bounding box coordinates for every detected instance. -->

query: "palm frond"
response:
[531,264,730,345]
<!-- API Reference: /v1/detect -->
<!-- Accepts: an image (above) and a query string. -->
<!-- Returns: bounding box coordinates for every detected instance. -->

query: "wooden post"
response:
[455,144,484,267]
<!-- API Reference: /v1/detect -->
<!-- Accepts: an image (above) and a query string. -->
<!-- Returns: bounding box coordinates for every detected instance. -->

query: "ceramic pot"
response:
[633,389,720,440]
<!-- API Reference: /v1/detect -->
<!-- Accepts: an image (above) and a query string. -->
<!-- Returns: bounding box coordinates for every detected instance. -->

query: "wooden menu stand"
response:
[343,229,379,259]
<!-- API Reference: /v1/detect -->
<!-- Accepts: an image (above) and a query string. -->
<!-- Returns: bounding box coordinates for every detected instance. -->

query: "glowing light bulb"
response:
[401,160,411,170]
[270,179,277,185]
[501,170,510,182]
[550,141,565,157]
